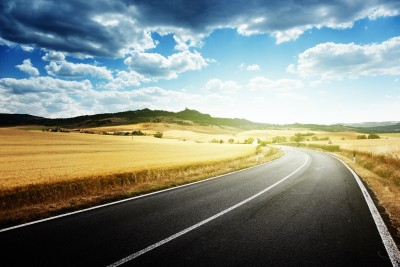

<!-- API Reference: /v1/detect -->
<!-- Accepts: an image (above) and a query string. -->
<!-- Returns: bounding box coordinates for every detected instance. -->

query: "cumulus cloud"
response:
[205,79,241,94]
[45,61,113,80]
[124,50,209,80]
[42,51,66,62]
[249,76,304,91]
[15,59,39,76]
[0,76,92,95]
[239,63,261,71]
[288,36,400,80]
[1,0,399,57]
[106,70,149,90]
[20,45,34,52]
[0,76,233,118]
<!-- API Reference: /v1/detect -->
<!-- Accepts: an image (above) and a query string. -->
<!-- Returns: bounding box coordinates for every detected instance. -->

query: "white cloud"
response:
[0,76,92,94]
[205,79,241,94]
[368,6,400,20]
[20,45,34,52]
[0,76,234,118]
[239,63,261,71]
[1,0,399,57]
[15,59,39,76]
[246,64,261,71]
[249,76,304,91]
[124,50,209,80]
[42,51,66,62]
[288,36,400,80]
[106,70,149,90]
[45,61,113,80]
[271,26,312,44]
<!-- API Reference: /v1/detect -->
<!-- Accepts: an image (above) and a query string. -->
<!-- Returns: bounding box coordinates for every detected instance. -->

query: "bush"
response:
[311,136,319,141]
[132,130,145,136]
[154,131,163,138]
[272,136,286,143]
[368,133,380,139]
[257,139,268,146]
[228,138,235,144]
[290,133,305,143]
[244,137,254,144]
[357,134,367,139]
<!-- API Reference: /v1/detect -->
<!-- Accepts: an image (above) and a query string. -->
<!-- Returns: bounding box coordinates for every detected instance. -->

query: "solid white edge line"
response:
[106,154,309,267]
[0,149,287,233]
[333,156,400,267]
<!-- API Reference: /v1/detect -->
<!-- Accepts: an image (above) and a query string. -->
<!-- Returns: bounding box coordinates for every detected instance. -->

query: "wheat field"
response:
[307,137,400,156]
[0,127,255,189]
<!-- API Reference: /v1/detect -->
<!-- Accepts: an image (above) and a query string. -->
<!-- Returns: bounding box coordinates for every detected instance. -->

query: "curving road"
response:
[1,146,399,266]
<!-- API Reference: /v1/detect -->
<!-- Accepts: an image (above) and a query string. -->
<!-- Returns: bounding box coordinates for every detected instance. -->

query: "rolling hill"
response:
[1,108,398,133]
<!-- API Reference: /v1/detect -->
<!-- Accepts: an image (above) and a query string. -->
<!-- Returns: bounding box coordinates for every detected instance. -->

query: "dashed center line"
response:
[107,155,309,267]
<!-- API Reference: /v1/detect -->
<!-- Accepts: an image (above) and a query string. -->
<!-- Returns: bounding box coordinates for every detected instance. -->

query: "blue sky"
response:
[1,0,400,124]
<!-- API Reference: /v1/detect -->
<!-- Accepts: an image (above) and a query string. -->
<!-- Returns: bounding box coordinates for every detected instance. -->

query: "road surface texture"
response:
[1,146,399,266]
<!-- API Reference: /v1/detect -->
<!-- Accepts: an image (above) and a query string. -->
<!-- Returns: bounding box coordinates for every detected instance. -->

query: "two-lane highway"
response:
[1,147,399,266]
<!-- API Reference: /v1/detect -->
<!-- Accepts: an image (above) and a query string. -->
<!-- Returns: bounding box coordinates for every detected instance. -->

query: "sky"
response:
[0,0,400,124]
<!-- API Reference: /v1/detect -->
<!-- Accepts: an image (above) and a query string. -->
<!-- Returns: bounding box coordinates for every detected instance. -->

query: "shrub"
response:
[357,134,367,139]
[272,136,286,143]
[131,130,145,136]
[244,137,254,144]
[290,133,305,143]
[311,136,319,141]
[368,133,380,139]
[154,131,163,138]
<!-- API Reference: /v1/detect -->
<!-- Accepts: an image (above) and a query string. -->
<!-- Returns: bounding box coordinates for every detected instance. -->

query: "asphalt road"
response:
[1,146,398,266]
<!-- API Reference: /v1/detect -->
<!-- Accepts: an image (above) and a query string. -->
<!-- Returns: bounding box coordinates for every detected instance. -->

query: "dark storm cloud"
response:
[0,0,152,57]
[0,0,399,57]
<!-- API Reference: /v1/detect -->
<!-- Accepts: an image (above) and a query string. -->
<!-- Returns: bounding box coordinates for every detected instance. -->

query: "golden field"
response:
[0,127,256,190]
[306,136,400,155]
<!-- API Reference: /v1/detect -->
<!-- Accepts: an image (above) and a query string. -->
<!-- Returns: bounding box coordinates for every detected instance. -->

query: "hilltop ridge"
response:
[1,108,399,132]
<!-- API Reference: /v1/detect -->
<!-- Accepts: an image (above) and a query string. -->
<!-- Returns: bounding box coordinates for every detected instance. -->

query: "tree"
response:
[368,133,380,139]
[272,136,286,143]
[291,133,305,144]
[311,136,319,141]
[244,137,254,144]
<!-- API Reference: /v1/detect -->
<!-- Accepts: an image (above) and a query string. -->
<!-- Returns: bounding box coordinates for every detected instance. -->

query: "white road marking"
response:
[335,157,400,267]
[107,155,309,267]
[0,150,286,233]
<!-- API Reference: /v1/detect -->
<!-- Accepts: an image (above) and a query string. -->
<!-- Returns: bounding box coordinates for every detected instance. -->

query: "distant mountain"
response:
[358,123,400,133]
[344,121,400,128]
[0,114,46,126]
[344,121,400,133]
[1,108,398,132]
[0,108,270,129]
